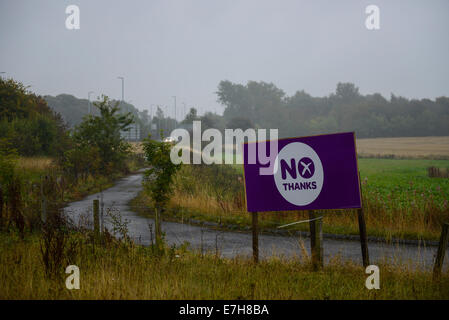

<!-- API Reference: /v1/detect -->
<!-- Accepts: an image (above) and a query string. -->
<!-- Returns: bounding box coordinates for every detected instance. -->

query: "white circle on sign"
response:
[273,142,324,206]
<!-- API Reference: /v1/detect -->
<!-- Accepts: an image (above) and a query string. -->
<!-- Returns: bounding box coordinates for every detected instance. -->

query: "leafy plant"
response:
[61,95,133,179]
[40,210,78,279]
[142,132,182,209]
[142,132,182,251]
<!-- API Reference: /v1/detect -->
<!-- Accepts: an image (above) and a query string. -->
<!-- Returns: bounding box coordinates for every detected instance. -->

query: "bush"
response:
[0,78,69,156]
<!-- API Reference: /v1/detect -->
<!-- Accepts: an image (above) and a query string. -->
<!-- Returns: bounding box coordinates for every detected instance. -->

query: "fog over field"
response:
[1,0,448,117]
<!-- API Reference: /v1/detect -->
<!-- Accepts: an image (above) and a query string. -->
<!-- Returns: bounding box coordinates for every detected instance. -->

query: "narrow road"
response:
[64,172,449,271]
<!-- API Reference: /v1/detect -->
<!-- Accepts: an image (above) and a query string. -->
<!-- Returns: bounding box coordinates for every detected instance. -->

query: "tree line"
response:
[44,94,152,139]
[217,81,449,138]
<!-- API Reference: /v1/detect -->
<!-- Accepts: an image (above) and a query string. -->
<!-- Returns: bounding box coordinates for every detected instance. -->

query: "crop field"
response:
[358,158,449,207]
[356,136,449,159]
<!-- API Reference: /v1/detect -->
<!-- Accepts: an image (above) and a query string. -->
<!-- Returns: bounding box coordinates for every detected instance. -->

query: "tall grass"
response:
[0,231,447,299]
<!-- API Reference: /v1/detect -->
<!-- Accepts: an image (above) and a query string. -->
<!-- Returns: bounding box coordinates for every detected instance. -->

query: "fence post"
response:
[100,190,104,233]
[309,210,323,270]
[40,176,47,224]
[155,207,162,247]
[93,199,100,241]
[252,211,259,263]
[0,184,3,229]
[433,223,449,281]
[200,228,204,256]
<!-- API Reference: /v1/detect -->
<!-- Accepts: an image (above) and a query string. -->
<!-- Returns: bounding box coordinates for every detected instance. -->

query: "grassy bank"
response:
[132,158,449,241]
[0,155,144,237]
[0,231,447,299]
[16,155,144,202]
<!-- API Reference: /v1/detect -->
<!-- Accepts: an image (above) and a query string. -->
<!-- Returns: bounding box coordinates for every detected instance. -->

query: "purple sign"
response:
[242,132,361,212]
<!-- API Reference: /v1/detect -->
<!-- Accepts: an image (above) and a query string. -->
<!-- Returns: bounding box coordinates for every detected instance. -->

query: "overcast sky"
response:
[1,0,448,119]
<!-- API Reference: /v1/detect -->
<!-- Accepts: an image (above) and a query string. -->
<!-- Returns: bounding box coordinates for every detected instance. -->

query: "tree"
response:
[182,107,199,123]
[71,95,133,174]
[216,79,449,139]
[226,117,254,130]
[0,78,69,156]
[142,133,181,248]
[335,82,360,100]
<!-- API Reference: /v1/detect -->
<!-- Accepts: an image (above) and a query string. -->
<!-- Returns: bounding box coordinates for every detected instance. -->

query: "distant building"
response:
[120,123,141,141]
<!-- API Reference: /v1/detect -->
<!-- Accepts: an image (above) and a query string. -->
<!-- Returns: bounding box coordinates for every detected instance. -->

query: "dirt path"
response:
[64,172,449,271]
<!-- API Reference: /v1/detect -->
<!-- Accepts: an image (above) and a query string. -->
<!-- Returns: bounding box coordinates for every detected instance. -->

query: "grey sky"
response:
[1,0,448,119]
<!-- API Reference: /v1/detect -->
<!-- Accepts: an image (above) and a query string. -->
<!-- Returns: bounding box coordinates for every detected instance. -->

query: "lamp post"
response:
[150,104,155,119]
[149,104,155,134]
[88,91,94,114]
[172,95,177,122]
[157,105,161,137]
[165,105,169,135]
[117,76,124,106]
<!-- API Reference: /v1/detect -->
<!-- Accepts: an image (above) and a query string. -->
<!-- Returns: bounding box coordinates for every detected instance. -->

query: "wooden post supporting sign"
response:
[252,211,259,263]
[357,172,370,267]
[433,222,449,281]
[309,210,323,270]
[357,207,370,267]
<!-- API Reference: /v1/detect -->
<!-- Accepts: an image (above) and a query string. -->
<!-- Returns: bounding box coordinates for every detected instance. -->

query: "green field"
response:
[133,158,449,241]
[359,158,449,192]
[358,158,449,208]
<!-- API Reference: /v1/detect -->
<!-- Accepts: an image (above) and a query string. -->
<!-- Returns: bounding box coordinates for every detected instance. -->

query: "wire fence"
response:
[62,199,310,259]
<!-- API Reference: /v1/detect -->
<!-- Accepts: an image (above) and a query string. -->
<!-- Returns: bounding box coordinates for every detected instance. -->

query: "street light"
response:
[182,102,186,120]
[149,104,154,119]
[165,105,169,135]
[88,91,94,114]
[157,104,161,136]
[117,76,125,103]
[172,96,177,122]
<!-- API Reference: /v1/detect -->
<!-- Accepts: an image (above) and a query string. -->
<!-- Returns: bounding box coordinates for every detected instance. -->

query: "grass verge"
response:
[0,231,448,299]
